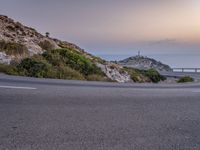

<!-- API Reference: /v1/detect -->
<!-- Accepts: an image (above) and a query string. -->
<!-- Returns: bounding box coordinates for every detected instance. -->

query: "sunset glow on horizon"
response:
[1,0,200,67]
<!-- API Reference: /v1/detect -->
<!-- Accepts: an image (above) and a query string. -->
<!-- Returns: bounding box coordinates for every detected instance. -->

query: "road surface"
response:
[0,74,200,150]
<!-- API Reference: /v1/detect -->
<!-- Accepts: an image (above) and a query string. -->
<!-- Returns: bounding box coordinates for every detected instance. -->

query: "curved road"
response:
[0,74,200,150]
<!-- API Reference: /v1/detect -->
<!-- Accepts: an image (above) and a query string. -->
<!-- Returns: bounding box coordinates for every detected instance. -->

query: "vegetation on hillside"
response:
[144,69,166,83]
[58,41,106,64]
[0,40,28,56]
[124,67,166,83]
[0,63,18,75]
[177,76,194,83]
[0,48,109,81]
[123,67,149,83]
[0,39,166,83]
[43,49,104,76]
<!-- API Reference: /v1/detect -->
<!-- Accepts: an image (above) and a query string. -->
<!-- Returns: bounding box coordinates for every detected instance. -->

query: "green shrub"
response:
[144,69,166,83]
[177,76,194,83]
[130,71,143,82]
[0,63,18,75]
[43,49,104,76]
[17,58,53,78]
[123,67,149,83]
[0,40,28,56]
[0,63,9,73]
[14,57,85,80]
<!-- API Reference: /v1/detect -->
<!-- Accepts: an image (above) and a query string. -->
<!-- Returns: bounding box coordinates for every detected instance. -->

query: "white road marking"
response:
[0,85,37,90]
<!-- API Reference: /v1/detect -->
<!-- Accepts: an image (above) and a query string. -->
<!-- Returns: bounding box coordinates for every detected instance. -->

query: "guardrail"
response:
[173,68,200,73]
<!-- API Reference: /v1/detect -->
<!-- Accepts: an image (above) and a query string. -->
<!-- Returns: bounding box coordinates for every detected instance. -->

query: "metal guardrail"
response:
[173,68,200,73]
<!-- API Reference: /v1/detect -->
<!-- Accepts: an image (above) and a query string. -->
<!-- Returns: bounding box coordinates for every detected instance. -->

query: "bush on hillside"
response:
[0,63,9,73]
[16,57,85,80]
[43,49,104,76]
[123,67,150,83]
[130,71,144,82]
[177,76,194,83]
[144,69,166,83]
[17,58,53,78]
[0,63,18,75]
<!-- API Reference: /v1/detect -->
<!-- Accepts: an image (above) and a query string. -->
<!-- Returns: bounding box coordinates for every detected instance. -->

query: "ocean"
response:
[98,54,200,68]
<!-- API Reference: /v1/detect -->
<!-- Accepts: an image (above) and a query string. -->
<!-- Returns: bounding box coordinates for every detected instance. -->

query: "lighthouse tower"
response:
[138,51,141,57]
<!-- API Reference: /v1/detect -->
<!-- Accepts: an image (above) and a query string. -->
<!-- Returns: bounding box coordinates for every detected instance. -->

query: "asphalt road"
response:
[0,74,200,150]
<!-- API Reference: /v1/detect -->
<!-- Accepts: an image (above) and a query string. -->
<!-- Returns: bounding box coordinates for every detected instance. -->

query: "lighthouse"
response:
[138,51,141,57]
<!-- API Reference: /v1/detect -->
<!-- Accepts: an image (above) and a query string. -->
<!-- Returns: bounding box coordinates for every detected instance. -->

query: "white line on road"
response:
[0,85,37,90]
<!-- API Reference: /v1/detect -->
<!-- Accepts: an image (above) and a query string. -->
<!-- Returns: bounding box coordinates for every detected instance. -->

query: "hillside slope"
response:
[0,15,131,82]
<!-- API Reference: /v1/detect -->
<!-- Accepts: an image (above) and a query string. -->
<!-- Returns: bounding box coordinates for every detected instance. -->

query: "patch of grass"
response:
[0,40,28,56]
[53,66,85,80]
[177,76,194,83]
[86,74,108,81]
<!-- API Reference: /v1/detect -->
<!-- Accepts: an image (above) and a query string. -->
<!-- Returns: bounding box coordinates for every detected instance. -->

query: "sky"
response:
[1,0,200,67]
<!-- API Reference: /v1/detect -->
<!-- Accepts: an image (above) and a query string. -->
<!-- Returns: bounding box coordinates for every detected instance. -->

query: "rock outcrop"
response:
[118,55,172,72]
[96,63,131,83]
[0,15,57,55]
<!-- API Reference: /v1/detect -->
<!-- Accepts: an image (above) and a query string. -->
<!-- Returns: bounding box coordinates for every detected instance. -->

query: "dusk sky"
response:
[1,0,200,67]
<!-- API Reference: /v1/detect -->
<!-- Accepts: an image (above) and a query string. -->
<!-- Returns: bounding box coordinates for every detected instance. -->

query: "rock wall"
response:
[96,63,131,83]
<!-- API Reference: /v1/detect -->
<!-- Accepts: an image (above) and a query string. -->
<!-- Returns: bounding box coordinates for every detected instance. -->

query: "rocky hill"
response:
[0,15,167,83]
[0,15,91,60]
[0,15,131,82]
[118,55,172,72]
